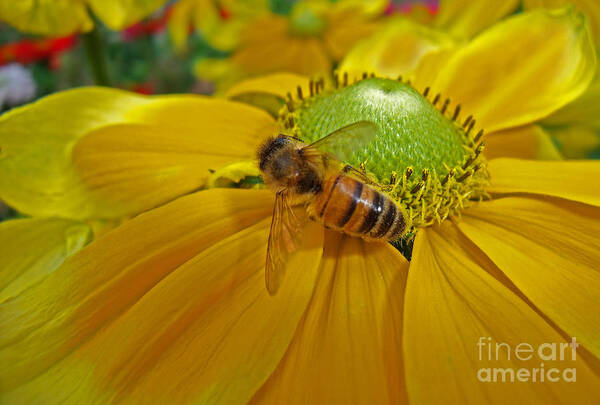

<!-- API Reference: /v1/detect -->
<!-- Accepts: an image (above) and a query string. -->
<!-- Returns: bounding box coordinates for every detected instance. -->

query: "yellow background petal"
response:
[338,18,455,80]
[0,217,90,303]
[544,65,600,128]
[548,125,600,158]
[484,125,562,160]
[459,196,600,360]
[433,0,519,38]
[524,0,600,45]
[232,15,331,76]
[0,189,275,396]
[404,224,600,404]
[88,0,168,30]
[323,9,379,61]
[487,158,600,206]
[252,233,409,404]
[0,0,93,35]
[0,88,277,220]
[429,7,596,132]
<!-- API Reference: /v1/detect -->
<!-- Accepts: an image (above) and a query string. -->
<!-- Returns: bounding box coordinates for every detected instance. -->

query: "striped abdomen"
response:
[310,174,409,241]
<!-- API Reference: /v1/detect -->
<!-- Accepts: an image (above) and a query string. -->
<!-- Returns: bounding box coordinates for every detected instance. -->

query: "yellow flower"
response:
[1,7,600,405]
[339,0,521,80]
[0,0,169,36]
[174,0,384,90]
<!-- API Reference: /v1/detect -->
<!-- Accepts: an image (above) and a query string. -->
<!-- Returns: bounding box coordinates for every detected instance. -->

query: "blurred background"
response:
[0,0,437,108]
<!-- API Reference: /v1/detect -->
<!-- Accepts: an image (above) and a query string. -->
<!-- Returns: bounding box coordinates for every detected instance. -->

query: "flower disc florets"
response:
[279,74,490,232]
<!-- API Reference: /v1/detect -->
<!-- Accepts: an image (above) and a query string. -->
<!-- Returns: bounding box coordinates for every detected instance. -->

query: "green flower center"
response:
[279,74,489,231]
[288,5,327,37]
[296,77,467,179]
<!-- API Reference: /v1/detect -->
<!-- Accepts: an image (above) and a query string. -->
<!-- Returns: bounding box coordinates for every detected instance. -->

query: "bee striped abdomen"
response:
[311,174,408,241]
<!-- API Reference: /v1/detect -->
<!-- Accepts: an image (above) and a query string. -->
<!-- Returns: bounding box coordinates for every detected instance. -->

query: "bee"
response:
[257,121,411,295]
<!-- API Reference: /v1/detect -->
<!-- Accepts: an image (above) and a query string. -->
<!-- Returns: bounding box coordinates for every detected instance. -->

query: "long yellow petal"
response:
[433,0,519,38]
[87,0,168,30]
[404,224,600,404]
[338,17,455,80]
[252,233,409,404]
[0,189,288,399]
[0,218,90,303]
[458,196,600,360]
[71,122,267,219]
[484,125,562,160]
[524,0,600,45]
[429,7,596,133]
[487,158,600,206]
[0,88,277,220]
[0,0,93,35]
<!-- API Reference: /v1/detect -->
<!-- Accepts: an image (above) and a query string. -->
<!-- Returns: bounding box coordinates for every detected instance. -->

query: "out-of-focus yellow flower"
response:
[340,0,520,84]
[1,7,599,405]
[171,0,384,90]
[524,0,600,44]
[0,0,169,36]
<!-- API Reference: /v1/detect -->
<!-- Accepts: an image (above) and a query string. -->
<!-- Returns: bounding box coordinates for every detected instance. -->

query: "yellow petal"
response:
[0,217,91,303]
[0,189,284,397]
[232,15,331,76]
[544,65,600,128]
[252,233,409,404]
[194,58,248,95]
[404,224,600,404]
[458,196,600,360]
[0,0,93,35]
[338,17,455,80]
[225,73,310,115]
[433,0,519,38]
[487,158,600,206]
[429,7,597,133]
[71,122,267,219]
[524,0,600,46]
[484,125,562,160]
[0,87,277,220]
[548,124,600,158]
[87,0,168,30]
[167,0,197,52]
[327,0,387,16]
[323,9,379,62]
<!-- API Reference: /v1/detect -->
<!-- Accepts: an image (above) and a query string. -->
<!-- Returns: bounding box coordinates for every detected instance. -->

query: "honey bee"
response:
[257,122,410,295]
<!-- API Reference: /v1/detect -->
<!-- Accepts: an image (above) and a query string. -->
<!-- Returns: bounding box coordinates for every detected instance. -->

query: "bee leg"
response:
[342,164,383,188]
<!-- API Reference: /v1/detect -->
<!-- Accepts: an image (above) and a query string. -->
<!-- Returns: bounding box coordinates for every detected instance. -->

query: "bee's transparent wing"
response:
[302,121,378,162]
[265,190,306,295]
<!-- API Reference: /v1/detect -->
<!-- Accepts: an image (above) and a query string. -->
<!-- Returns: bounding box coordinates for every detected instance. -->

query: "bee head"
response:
[257,135,307,189]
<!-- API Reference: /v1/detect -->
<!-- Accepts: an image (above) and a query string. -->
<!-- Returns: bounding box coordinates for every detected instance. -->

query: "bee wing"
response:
[301,121,378,163]
[265,190,306,295]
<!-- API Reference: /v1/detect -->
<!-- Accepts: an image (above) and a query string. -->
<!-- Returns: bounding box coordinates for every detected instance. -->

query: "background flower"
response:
[0,0,170,36]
